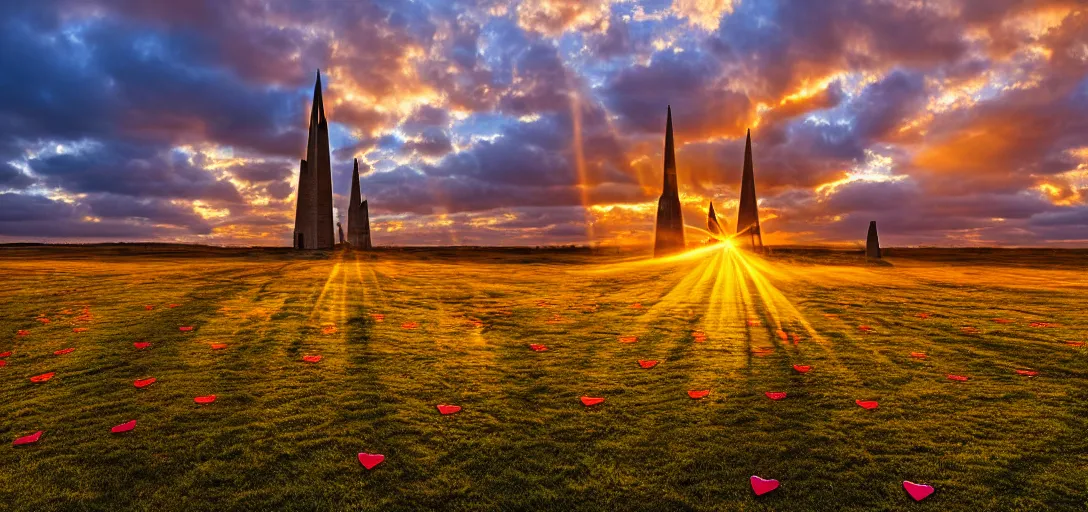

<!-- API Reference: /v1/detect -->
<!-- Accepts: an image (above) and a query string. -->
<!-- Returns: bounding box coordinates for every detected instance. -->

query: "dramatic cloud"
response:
[1,0,1086,246]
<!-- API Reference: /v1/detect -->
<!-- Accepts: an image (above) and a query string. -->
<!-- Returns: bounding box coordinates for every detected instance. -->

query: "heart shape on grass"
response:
[210,343,227,350]
[30,372,55,383]
[133,342,151,350]
[194,395,216,405]
[400,322,418,330]
[0,351,12,358]
[903,481,934,501]
[179,326,193,332]
[17,330,30,336]
[302,355,322,363]
[134,378,157,389]
[581,396,604,407]
[1067,341,1084,347]
[54,348,75,356]
[111,420,137,434]
[0,360,6,368]
[858,325,873,332]
[358,453,385,470]
[750,476,779,496]
[529,344,548,352]
[370,314,385,322]
[72,328,88,333]
[947,374,969,381]
[13,431,42,446]
[910,352,927,359]
[1015,369,1038,376]
[793,365,811,373]
[618,335,637,343]
[638,360,659,369]
[436,404,461,415]
[765,391,787,401]
[688,390,710,399]
[856,400,879,410]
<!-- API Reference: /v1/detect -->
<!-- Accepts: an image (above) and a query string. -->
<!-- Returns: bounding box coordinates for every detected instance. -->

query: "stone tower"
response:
[866,221,881,260]
[735,129,763,251]
[653,106,685,257]
[347,158,373,249]
[707,202,722,237]
[292,70,335,249]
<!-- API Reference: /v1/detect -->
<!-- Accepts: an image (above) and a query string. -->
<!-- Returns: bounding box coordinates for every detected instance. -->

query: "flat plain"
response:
[0,245,1085,511]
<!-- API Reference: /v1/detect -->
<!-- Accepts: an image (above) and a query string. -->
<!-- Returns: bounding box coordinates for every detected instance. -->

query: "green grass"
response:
[0,245,1085,511]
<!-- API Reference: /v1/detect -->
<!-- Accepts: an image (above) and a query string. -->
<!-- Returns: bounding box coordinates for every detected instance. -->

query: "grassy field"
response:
[0,244,1085,511]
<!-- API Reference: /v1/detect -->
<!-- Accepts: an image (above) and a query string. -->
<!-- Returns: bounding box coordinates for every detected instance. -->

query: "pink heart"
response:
[30,372,55,383]
[13,431,42,446]
[436,404,461,415]
[638,360,659,369]
[111,420,137,433]
[750,475,779,496]
[303,355,322,363]
[133,342,151,350]
[947,374,968,381]
[54,348,75,356]
[358,453,385,470]
[688,390,710,399]
[903,481,934,501]
[179,326,193,332]
[581,396,604,406]
[765,391,787,401]
[856,400,879,410]
[793,365,811,373]
[0,351,11,358]
[194,395,216,404]
[529,344,548,352]
[134,378,157,389]
[1016,369,1038,376]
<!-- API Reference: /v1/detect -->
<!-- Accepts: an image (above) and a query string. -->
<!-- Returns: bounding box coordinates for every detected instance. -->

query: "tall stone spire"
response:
[293,70,335,249]
[347,158,372,249]
[735,129,763,251]
[653,106,685,257]
[707,202,722,237]
[866,221,881,260]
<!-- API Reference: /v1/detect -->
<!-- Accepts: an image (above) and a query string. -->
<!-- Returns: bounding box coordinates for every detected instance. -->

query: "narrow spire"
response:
[310,70,326,126]
[663,105,676,193]
[736,127,763,251]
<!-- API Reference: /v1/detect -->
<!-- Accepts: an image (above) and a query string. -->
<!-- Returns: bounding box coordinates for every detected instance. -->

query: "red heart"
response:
[960,326,980,334]
[0,360,6,368]
[947,374,968,381]
[0,351,11,358]
[134,342,151,350]
[72,328,88,333]
[688,390,710,399]
[793,365,811,373]
[581,396,605,407]
[17,330,30,336]
[750,476,779,496]
[638,360,659,369]
[37,318,50,323]
[436,404,461,415]
[168,304,178,308]
[210,343,227,350]
[618,335,637,343]
[179,326,193,332]
[1030,322,1058,328]
[823,313,839,318]
[321,326,338,335]
[54,348,75,356]
[692,331,707,343]
[303,355,322,363]
[145,305,154,311]
[529,344,548,352]
[30,372,55,383]
[776,330,788,341]
[134,377,157,389]
[370,314,385,322]
[856,400,879,410]
[194,395,216,404]
[629,303,644,309]
[470,319,485,327]
[746,319,760,327]
[1016,369,1038,376]
[1067,341,1085,347]
[916,313,931,319]
[400,322,418,330]
[765,391,787,401]
[111,420,137,433]
[858,325,873,332]
[910,352,927,359]
[903,481,934,501]
[358,453,385,470]
[13,431,42,446]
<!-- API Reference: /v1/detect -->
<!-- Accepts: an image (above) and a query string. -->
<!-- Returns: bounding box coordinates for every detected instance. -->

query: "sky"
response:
[1,0,1086,248]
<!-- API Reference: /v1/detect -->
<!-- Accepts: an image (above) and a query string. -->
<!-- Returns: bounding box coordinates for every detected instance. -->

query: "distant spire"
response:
[736,128,763,251]
[866,221,881,260]
[707,201,722,236]
[663,105,677,193]
[310,70,326,127]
